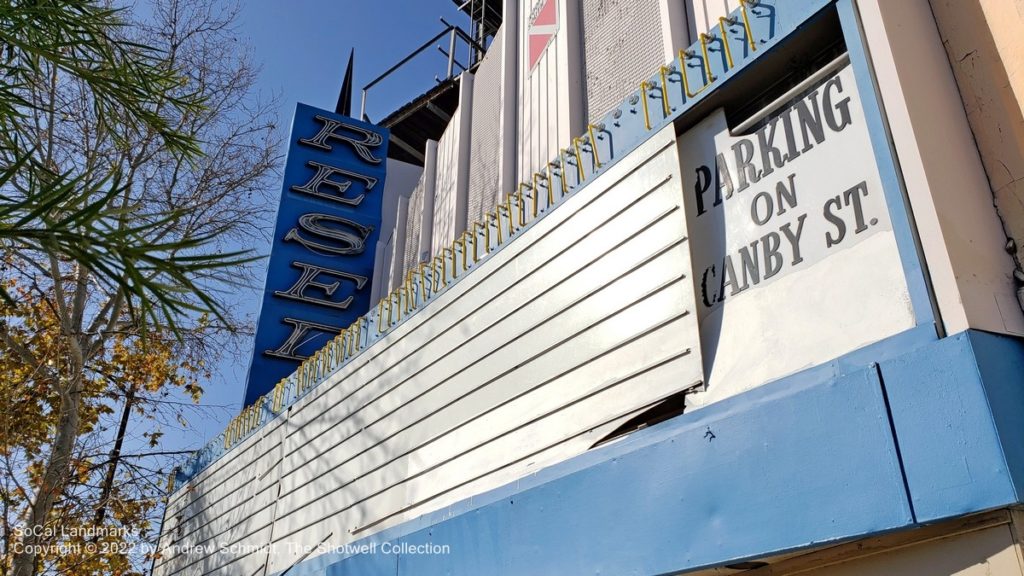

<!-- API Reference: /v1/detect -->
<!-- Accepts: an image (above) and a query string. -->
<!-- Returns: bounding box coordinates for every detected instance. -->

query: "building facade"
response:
[155,1,1024,575]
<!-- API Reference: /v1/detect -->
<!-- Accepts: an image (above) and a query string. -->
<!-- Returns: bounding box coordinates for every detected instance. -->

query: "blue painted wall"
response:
[971,331,1024,504]
[244,104,389,406]
[882,331,1024,523]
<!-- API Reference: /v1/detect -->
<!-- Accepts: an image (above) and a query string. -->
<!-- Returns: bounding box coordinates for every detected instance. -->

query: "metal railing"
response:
[359,20,485,121]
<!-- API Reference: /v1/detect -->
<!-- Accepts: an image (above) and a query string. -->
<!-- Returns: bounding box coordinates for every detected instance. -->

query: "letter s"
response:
[284,213,373,256]
[823,196,846,248]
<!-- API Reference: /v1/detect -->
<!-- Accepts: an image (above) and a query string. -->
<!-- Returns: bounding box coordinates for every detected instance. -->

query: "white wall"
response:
[660,0,692,61]
[402,179,424,277]
[500,0,520,199]
[370,159,421,303]
[689,0,742,37]
[386,195,408,295]
[418,140,439,264]
[580,0,664,123]
[515,0,687,179]
[468,26,507,224]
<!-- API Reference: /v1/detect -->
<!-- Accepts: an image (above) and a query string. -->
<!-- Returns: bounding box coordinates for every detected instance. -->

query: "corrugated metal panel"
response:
[581,0,664,123]
[154,418,287,576]
[468,27,505,223]
[432,110,462,255]
[403,180,425,275]
[519,29,557,182]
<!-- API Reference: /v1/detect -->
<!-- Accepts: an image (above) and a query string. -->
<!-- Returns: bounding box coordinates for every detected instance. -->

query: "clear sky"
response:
[189,0,475,442]
[241,0,474,122]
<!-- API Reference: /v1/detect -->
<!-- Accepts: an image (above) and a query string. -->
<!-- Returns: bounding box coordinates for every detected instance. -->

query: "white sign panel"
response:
[679,63,916,407]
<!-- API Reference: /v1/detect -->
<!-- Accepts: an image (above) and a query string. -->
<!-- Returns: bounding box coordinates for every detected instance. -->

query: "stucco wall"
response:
[853,0,1024,337]
[929,0,1024,314]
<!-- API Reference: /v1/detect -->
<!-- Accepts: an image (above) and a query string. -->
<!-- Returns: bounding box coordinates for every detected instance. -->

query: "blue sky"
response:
[190,0,475,441]
[242,0,474,123]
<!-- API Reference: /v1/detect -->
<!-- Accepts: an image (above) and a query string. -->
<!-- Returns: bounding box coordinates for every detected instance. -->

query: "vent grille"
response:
[581,0,664,123]
[468,28,505,223]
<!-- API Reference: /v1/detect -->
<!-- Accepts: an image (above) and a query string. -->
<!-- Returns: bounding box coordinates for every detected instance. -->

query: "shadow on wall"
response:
[929,0,1024,310]
[158,402,397,576]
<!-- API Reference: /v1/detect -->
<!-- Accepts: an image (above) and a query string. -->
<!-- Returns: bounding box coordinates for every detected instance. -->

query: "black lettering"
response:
[756,117,786,178]
[795,92,825,154]
[732,138,760,192]
[824,196,846,248]
[715,152,735,202]
[779,111,801,163]
[775,174,798,216]
[751,191,774,225]
[823,76,853,132]
[739,241,760,290]
[694,165,712,216]
[721,254,742,297]
[761,232,784,279]
[701,265,718,307]
[780,214,807,266]
[844,182,870,233]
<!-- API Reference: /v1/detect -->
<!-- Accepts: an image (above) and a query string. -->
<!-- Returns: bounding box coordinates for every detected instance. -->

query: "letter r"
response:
[299,115,384,164]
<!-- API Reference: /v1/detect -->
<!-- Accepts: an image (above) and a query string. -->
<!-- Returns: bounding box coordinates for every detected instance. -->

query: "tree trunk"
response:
[11,346,85,576]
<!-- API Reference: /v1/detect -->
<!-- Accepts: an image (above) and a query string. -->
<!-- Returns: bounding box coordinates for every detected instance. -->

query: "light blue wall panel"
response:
[970,331,1024,503]
[879,331,1021,523]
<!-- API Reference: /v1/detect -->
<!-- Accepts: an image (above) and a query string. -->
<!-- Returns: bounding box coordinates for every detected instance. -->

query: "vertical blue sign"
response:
[243,103,388,406]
